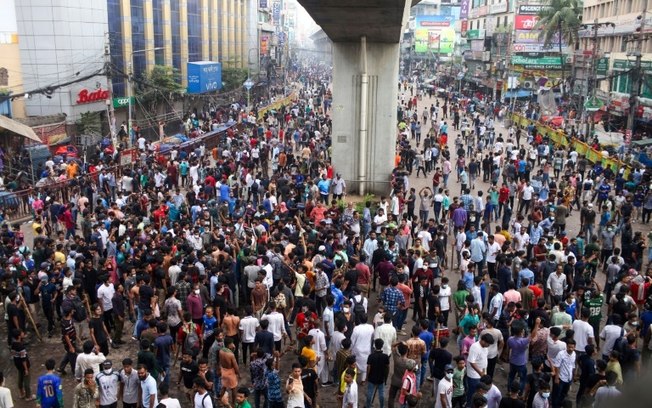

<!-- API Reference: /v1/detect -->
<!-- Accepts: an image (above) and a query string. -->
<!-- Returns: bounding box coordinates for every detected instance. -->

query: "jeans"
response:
[419,361,428,388]
[254,388,268,408]
[393,309,407,331]
[366,382,385,408]
[466,377,481,408]
[552,380,571,408]
[508,363,527,394]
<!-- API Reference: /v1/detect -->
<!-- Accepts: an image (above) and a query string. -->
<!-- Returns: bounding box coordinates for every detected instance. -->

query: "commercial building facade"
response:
[108,0,256,97]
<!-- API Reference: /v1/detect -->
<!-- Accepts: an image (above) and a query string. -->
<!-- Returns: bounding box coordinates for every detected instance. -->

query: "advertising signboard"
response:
[512,43,567,53]
[518,4,548,14]
[414,15,456,54]
[511,55,566,69]
[272,1,281,25]
[490,2,508,14]
[187,61,222,94]
[460,0,470,19]
[515,15,539,30]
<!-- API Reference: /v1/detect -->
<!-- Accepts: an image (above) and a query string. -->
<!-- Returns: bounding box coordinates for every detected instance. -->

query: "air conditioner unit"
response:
[522,80,534,89]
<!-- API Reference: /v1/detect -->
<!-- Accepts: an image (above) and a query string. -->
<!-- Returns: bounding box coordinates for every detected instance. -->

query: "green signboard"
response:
[596,58,609,76]
[113,97,134,109]
[511,55,569,69]
[612,59,652,72]
[466,29,483,40]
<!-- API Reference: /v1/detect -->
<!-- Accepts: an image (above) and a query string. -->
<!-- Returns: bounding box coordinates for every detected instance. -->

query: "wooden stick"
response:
[19,294,42,342]
[435,321,441,349]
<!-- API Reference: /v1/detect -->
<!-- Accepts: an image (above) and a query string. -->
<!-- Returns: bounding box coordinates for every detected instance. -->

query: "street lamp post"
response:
[127,47,164,147]
[243,78,254,111]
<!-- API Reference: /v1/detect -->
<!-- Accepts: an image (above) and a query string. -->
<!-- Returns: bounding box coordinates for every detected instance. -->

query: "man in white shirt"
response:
[96,277,115,331]
[342,368,358,408]
[75,342,107,381]
[417,227,432,252]
[435,365,454,408]
[96,360,120,408]
[552,341,576,407]
[466,334,494,407]
[547,266,568,301]
[351,315,375,382]
[572,308,595,354]
[261,303,286,348]
[373,313,397,356]
[485,235,501,279]
[239,308,260,366]
[599,316,624,360]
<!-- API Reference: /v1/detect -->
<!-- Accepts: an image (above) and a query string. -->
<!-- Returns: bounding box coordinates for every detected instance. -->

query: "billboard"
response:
[511,55,567,69]
[414,15,456,54]
[515,15,539,30]
[460,0,470,19]
[187,61,222,94]
[518,4,548,15]
[514,30,565,45]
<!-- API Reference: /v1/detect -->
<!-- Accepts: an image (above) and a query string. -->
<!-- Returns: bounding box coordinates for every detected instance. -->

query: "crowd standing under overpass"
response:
[0,61,649,408]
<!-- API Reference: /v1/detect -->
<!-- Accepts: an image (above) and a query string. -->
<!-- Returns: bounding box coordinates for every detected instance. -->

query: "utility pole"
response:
[104,33,118,147]
[625,11,651,141]
[581,19,614,138]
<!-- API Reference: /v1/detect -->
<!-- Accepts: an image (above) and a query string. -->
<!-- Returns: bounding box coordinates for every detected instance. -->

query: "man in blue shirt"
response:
[317,175,331,203]
[518,260,535,288]
[36,359,63,408]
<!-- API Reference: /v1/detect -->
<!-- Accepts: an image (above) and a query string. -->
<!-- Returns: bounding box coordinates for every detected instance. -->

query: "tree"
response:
[535,0,582,98]
[221,68,248,92]
[76,111,102,136]
[135,65,185,114]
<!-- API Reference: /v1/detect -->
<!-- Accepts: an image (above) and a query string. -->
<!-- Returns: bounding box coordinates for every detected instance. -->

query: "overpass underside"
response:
[298,0,417,195]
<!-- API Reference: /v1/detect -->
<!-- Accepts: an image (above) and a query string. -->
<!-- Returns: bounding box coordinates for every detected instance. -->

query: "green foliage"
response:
[221,68,249,92]
[535,0,582,47]
[76,111,102,136]
[355,194,376,214]
[135,65,185,113]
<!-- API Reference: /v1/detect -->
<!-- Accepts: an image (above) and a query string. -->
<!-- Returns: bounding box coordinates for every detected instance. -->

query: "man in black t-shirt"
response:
[178,351,199,402]
[6,291,25,345]
[300,355,319,408]
[366,338,390,408]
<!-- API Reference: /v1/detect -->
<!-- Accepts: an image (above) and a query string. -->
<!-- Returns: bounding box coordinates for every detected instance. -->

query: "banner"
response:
[460,0,470,19]
[509,113,631,177]
[515,15,539,30]
[518,4,548,14]
[414,15,456,54]
[258,93,297,120]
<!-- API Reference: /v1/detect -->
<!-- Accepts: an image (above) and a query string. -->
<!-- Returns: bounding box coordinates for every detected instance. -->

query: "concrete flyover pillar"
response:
[331,41,400,196]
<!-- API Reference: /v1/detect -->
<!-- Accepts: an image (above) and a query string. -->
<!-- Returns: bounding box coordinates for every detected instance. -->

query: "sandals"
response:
[25,395,36,401]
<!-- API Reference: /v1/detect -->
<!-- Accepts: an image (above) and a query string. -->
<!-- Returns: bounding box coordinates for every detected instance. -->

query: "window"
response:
[171,0,181,70]
[131,0,146,76]
[108,0,125,96]
[187,0,201,62]
[153,0,165,65]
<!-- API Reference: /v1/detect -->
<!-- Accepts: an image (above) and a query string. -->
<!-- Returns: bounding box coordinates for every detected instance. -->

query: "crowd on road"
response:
[0,66,650,408]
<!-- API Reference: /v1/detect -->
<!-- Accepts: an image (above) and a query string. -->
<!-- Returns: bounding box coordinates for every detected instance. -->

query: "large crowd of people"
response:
[0,64,650,408]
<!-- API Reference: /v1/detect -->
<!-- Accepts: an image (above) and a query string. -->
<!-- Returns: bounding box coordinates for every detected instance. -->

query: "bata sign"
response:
[75,88,110,105]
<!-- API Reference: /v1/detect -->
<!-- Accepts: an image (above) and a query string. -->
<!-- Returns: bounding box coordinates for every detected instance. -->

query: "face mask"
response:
[103,369,112,375]
[445,372,454,380]
[194,289,200,294]
[15,296,20,302]
[442,285,447,289]
[343,307,350,314]
[541,392,550,399]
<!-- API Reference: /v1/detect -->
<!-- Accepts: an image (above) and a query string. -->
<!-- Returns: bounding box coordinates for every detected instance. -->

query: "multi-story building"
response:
[580,0,652,131]
[108,0,256,97]
[14,0,108,120]
[0,0,25,118]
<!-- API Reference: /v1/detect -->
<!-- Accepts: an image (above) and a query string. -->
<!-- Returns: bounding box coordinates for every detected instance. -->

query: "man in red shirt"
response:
[499,183,510,217]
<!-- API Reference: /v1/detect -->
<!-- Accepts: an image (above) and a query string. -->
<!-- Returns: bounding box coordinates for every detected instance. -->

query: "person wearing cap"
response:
[96,360,120,408]
[434,364,454,408]
[398,359,419,408]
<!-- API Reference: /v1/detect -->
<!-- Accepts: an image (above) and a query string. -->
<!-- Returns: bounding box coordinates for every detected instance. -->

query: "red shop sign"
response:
[76,88,110,104]
[515,15,539,30]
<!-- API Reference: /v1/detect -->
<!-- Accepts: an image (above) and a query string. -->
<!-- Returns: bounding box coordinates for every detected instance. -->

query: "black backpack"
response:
[351,295,366,324]
[72,297,87,322]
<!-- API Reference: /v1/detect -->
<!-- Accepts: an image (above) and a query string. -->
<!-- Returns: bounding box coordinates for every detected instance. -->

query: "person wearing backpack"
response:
[193,377,213,408]
[179,312,203,359]
[350,287,368,325]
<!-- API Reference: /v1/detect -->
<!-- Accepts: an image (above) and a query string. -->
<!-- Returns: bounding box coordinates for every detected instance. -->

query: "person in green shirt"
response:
[585,282,605,347]
[452,355,467,407]
[453,280,470,325]
[235,387,252,408]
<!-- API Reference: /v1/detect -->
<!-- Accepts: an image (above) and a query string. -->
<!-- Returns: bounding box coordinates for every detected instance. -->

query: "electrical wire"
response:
[0,68,105,104]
